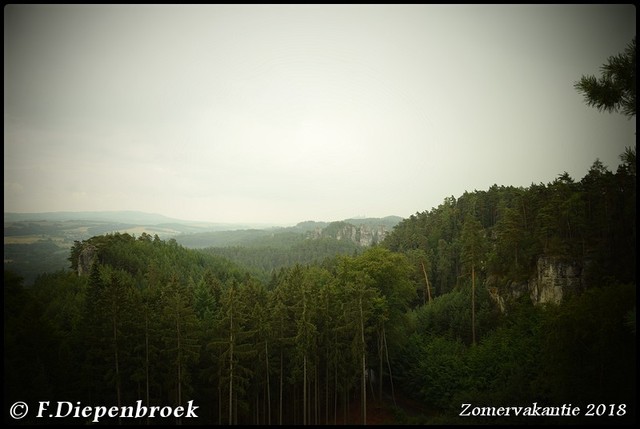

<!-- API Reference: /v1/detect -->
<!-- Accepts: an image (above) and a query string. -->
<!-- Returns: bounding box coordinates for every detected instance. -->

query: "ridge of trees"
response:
[5,150,635,424]
[5,36,636,424]
[382,153,636,296]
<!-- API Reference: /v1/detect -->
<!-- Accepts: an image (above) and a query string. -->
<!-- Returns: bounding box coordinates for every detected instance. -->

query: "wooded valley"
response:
[5,151,636,425]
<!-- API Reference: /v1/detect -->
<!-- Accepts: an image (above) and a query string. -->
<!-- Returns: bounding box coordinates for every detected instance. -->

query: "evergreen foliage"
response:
[4,155,636,425]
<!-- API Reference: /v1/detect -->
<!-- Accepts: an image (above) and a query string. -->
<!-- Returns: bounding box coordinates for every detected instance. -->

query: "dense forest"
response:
[4,38,636,425]
[4,149,635,425]
[3,216,398,286]
[195,218,400,283]
[199,235,360,283]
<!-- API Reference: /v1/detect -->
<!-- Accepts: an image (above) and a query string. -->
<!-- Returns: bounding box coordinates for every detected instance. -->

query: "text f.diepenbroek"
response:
[36,400,199,423]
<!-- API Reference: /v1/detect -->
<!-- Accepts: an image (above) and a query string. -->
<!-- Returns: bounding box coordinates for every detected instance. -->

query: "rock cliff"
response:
[529,256,584,305]
[307,221,389,247]
[77,243,98,276]
[489,256,585,310]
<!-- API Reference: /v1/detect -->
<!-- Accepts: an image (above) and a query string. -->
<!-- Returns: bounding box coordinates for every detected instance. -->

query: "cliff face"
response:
[489,256,585,310]
[529,256,584,305]
[77,244,98,276]
[307,221,389,247]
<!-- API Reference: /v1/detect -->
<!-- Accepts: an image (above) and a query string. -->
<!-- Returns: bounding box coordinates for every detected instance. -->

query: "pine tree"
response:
[575,37,636,118]
[162,273,200,424]
[460,214,486,346]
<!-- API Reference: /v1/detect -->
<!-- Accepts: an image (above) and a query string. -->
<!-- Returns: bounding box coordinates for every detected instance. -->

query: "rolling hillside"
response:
[4,211,402,284]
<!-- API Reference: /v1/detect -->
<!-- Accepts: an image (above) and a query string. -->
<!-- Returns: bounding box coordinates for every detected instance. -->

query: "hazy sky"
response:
[4,4,636,225]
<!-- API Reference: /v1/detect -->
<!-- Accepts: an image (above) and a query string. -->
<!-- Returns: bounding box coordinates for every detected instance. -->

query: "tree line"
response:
[4,37,636,425]
[384,154,636,297]
[5,148,636,424]
[6,233,419,425]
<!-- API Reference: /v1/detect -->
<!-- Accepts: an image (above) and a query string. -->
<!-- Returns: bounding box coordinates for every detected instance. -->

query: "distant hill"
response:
[3,211,277,284]
[344,215,404,229]
[4,210,178,224]
[174,216,403,249]
[183,216,403,283]
[4,211,403,284]
[3,210,263,230]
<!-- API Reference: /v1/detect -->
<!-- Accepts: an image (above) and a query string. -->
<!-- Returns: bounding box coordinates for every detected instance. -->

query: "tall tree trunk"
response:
[378,328,383,401]
[334,358,338,425]
[176,304,182,426]
[359,296,366,426]
[343,387,347,424]
[255,392,259,425]
[383,327,396,407]
[229,315,234,425]
[325,350,329,425]
[265,340,271,425]
[324,347,329,425]
[471,264,476,346]
[314,360,318,425]
[421,261,432,304]
[234,390,238,425]
[218,367,222,425]
[279,350,283,425]
[112,314,121,426]
[303,354,307,425]
[145,315,150,426]
[293,382,297,424]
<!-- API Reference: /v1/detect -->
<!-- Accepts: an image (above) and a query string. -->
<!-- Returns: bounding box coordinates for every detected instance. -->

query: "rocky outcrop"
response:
[307,221,389,247]
[77,244,98,276]
[529,256,583,305]
[488,256,584,311]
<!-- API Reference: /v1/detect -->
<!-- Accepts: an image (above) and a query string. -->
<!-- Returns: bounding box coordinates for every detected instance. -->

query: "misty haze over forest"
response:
[4,4,636,426]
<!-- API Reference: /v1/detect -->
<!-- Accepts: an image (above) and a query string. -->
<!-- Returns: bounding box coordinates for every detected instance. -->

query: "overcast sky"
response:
[4,4,636,225]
